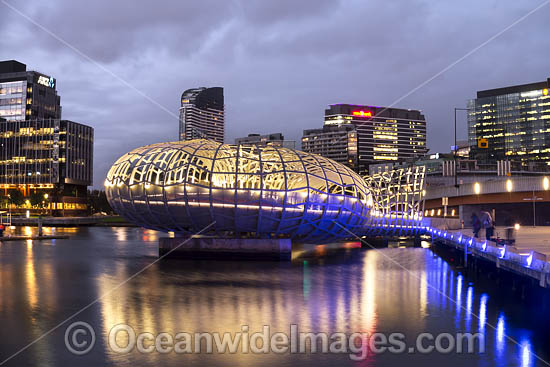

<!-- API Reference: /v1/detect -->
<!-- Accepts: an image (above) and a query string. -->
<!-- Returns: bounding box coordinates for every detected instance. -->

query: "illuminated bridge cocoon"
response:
[105,140,425,242]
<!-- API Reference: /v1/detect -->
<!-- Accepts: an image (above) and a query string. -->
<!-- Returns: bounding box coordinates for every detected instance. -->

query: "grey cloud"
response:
[1,0,549,187]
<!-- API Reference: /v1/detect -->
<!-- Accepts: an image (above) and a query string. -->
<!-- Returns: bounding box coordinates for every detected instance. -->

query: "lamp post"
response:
[526,177,549,227]
[7,194,11,226]
[535,177,550,227]
[454,108,474,188]
[43,193,49,216]
[528,188,545,227]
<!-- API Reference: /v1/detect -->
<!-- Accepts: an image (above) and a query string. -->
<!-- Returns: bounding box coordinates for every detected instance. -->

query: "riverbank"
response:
[7,216,138,227]
[0,234,70,241]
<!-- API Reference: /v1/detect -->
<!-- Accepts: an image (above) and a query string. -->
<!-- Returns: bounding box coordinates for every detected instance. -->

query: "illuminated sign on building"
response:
[544,89,549,96]
[352,110,372,117]
[37,75,55,88]
[478,138,489,149]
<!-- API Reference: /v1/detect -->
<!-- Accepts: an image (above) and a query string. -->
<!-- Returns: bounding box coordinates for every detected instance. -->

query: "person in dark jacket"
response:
[471,213,481,238]
[480,211,494,240]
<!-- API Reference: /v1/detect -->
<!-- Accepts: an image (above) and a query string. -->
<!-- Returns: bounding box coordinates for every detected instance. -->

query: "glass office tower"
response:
[318,104,427,174]
[179,87,224,143]
[0,118,94,215]
[468,79,550,166]
[302,125,358,170]
[0,60,61,121]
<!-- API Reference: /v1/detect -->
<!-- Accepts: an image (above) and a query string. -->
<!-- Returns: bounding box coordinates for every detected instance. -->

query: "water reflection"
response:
[455,275,463,327]
[0,227,544,366]
[25,240,37,312]
[478,294,488,333]
[465,286,473,328]
[521,340,532,367]
[495,313,506,362]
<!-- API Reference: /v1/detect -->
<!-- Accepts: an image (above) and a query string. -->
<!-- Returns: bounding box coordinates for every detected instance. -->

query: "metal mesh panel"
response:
[363,166,426,236]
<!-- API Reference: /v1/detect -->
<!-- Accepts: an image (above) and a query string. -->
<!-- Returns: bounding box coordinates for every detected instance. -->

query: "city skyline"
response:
[1,0,549,187]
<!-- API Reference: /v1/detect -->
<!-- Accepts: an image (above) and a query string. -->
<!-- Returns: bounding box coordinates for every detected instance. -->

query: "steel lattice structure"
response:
[105,139,425,242]
[363,166,426,236]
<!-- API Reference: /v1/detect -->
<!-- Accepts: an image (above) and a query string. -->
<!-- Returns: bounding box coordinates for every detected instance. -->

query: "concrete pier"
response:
[159,236,292,260]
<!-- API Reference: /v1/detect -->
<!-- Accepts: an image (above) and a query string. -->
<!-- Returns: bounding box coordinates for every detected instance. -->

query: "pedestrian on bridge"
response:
[480,211,494,241]
[471,213,481,238]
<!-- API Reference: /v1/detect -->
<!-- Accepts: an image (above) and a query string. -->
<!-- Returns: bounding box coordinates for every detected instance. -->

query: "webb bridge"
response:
[104,139,427,259]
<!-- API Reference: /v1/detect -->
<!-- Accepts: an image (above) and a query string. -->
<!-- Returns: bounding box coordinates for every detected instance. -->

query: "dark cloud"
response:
[1,0,549,187]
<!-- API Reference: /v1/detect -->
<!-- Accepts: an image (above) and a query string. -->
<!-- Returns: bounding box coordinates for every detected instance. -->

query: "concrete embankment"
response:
[0,235,69,241]
[9,216,137,227]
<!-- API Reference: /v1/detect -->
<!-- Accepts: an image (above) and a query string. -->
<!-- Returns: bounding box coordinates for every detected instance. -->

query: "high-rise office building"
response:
[468,79,550,166]
[0,60,93,216]
[0,60,61,121]
[179,87,224,142]
[302,125,358,170]
[235,133,296,149]
[0,118,93,215]
[303,104,427,174]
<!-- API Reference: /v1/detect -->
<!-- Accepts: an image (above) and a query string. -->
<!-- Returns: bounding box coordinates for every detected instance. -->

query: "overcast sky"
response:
[1,0,549,187]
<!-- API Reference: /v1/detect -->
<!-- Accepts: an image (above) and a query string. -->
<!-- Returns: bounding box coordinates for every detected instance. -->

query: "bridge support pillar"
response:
[159,236,292,261]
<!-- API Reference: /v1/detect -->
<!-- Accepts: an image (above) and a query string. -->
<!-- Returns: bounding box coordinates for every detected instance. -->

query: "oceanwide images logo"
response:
[65,322,485,360]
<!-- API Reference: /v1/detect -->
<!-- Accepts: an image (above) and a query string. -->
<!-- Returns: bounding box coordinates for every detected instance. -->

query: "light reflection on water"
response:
[479,294,488,333]
[0,227,547,366]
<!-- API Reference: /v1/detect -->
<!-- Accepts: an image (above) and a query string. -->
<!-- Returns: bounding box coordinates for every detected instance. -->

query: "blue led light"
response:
[526,252,533,267]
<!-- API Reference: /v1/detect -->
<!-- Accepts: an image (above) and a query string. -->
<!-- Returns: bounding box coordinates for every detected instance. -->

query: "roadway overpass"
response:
[424,176,550,227]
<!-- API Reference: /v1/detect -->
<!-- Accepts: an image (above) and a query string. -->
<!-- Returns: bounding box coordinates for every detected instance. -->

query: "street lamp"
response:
[506,179,513,192]
[454,107,474,188]
[474,182,481,195]
[529,177,550,227]
[7,194,11,225]
[43,193,49,215]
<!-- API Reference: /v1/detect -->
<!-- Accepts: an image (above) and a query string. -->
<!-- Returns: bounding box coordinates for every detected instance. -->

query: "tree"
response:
[0,195,8,208]
[7,189,24,207]
[29,191,44,208]
[87,190,113,214]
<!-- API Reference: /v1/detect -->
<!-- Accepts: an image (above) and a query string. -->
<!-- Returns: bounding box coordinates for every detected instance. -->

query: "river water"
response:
[0,226,548,366]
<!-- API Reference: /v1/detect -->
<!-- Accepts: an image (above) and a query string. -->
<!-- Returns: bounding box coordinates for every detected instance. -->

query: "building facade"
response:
[0,60,61,121]
[302,125,358,170]
[468,79,550,167]
[0,118,93,215]
[179,87,224,142]
[303,104,427,174]
[235,133,295,149]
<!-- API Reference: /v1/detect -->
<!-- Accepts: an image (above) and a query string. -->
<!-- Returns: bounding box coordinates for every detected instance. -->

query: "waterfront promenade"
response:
[430,225,550,288]
[450,226,550,256]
